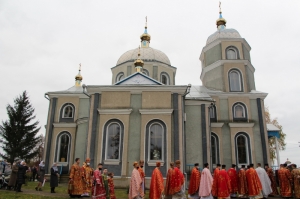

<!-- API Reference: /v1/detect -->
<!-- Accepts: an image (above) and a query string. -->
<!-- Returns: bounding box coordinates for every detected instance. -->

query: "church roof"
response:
[115,72,163,85]
[206,28,241,45]
[116,47,171,66]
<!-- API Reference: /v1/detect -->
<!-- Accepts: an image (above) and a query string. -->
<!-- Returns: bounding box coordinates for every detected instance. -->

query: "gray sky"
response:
[1,0,299,165]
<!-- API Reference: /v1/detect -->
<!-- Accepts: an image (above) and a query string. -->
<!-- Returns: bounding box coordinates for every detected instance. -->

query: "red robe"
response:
[278,168,292,197]
[92,170,106,199]
[245,168,262,196]
[138,167,145,192]
[266,167,279,196]
[165,168,174,196]
[69,164,84,196]
[238,168,248,195]
[188,167,201,195]
[108,178,116,199]
[149,167,164,199]
[211,167,220,197]
[169,167,184,195]
[228,168,238,193]
[215,169,231,198]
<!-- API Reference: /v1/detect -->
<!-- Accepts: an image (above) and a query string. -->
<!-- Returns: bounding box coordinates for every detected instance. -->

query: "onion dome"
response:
[140,16,151,42]
[134,46,144,72]
[216,2,226,29]
[75,64,83,86]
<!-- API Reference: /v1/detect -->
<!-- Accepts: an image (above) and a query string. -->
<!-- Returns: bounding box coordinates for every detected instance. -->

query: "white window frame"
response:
[233,104,246,118]
[105,122,122,162]
[116,72,124,83]
[211,133,219,166]
[62,105,74,118]
[235,134,249,165]
[210,106,216,119]
[148,122,164,163]
[160,73,169,85]
[56,132,71,164]
[229,70,242,92]
[143,69,149,76]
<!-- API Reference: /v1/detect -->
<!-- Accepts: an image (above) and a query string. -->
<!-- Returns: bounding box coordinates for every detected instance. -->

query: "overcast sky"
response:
[0,0,299,166]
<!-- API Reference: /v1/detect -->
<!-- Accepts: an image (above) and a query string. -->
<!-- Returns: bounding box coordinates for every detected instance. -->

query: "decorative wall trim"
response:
[228,123,254,128]
[104,160,120,165]
[147,161,165,167]
[53,123,76,128]
[98,109,132,115]
[211,123,224,128]
[139,109,173,115]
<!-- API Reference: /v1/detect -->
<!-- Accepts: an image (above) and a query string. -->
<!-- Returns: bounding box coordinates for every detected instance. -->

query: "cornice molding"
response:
[139,109,173,115]
[98,109,132,115]
[211,123,224,128]
[53,123,77,128]
[228,123,255,128]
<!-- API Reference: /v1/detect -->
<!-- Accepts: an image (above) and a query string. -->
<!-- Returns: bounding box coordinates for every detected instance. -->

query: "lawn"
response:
[0,181,149,199]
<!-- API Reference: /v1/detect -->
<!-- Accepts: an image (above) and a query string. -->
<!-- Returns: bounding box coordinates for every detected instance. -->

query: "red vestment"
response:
[138,167,145,192]
[245,168,262,196]
[188,167,201,195]
[228,168,238,193]
[69,164,84,196]
[149,167,164,199]
[215,169,231,198]
[108,178,116,199]
[211,167,220,197]
[266,167,279,196]
[291,169,300,198]
[167,167,184,195]
[165,168,174,196]
[238,168,248,195]
[278,168,292,197]
[92,170,106,199]
[81,163,93,194]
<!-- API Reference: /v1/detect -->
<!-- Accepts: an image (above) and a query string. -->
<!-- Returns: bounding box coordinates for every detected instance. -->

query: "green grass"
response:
[0,181,150,199]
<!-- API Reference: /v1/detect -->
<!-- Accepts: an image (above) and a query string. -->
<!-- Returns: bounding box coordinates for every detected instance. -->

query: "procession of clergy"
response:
[67,157,300,199]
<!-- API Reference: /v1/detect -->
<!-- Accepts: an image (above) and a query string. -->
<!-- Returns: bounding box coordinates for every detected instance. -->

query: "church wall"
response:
[250,99,264,164]
[78,98,90,118]
[156,64,176,85]
[204,44,222,67]
[223,63,248,93]
[202,66,224,91]
[142,91,171,109]
[185,105,203,167]
[101,91,131,108]
[221,41,244,60]
[55,97,80,123]
[219,99,229,121]
[242,44,251,62]
[246,65,256,91]
[74,122,88,163]
[127,94,142,177]
[210,127,223,164]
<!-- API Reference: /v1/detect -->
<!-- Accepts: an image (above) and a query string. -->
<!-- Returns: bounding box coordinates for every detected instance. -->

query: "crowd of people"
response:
[187,163,300,199]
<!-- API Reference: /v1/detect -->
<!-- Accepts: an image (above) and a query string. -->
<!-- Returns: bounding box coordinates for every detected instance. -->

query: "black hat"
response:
[249,163,254,167]
[241,165,245,168]
[194,163,199,166]
[217,163,221,167]
[222,164,226,168]
[232,164,236,167]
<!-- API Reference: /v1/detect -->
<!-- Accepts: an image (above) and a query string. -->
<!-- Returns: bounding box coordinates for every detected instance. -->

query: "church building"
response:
[43,8,270,187]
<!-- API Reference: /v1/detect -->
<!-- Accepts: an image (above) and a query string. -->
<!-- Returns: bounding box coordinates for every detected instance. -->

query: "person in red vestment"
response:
[129,162,144,199]
[188,163,201,198]
[212,165,231,199]
[108,172,116,199]
[165,162,175,199]
[92,163,106,199]
[278,164,292,198]
[138,160,145,194]
[211,163,221,198]
[238,165,248,198]
[228,164,238,197]
[170,160,185,198]
[149,162,164,199]
[264,164,279,196]
[69,158,84,198]
[245,164,262,199]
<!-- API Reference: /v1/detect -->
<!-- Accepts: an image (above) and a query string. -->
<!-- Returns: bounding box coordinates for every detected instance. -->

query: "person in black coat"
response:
[16,161,28,192]
[50,163,59,193]
[32,166,37,181]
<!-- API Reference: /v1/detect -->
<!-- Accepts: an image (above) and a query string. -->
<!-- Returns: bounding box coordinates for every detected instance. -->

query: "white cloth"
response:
[255,167,272,197]
[198,168,213,197]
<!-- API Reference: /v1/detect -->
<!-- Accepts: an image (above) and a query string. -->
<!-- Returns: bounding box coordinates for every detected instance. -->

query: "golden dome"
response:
[140,30,151,42]
[216,16,226,27]
[75,64,83,87]
[75,74,83,81]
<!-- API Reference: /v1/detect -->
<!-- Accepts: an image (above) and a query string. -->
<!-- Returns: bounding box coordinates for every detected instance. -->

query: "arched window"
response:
[232,103,247,121]
[226,46,239,60]
[116,72,125,83]
[229,69,243,92]
[210,105,217,122]
[105,122,122,160]
[149,123,163,161]
[60,103,75,122]
[143,69,149,76]
[56,132,71,163]
[235,133,251,165]
[211,133,219,165]
[160,72,170,85]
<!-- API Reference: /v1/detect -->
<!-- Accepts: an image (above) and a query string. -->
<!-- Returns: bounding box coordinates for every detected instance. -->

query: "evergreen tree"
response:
[0,91,41,164]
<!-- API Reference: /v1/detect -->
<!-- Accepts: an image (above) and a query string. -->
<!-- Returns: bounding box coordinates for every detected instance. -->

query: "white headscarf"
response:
[39,161,45,167]
[52,163,58,171]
